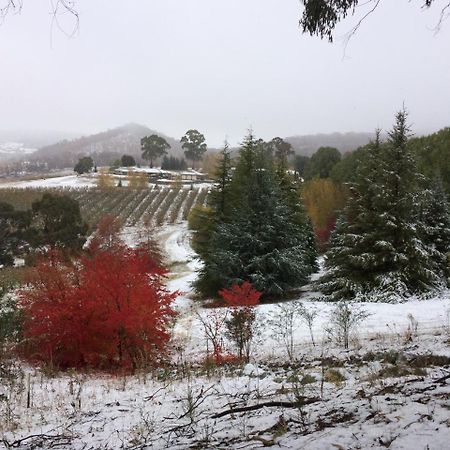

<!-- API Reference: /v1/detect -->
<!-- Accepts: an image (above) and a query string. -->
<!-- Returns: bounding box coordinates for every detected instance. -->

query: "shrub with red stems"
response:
[219,282,261,362]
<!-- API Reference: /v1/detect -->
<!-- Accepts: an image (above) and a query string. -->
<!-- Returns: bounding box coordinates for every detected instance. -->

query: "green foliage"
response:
[408,127,450,194]
[181,129,207,169]
[29,193,88,251]
[0,268,28,350]
[188,204,215,259]
[271,137,294,171]
[306,146,341,180]
[300,0,437,42]
[330,127,450,196]
[74,156,94,175]
[293,154,310,178]
[319,113,448,302]
[161,155,188,171]
[330,146,369,184]
[121,154,136,167]
[0,291,23,348]
[208,142,233,219]
[419,177,450,278]
[195,132,317,298]
[0,202,31,266]
[141,134,171,168]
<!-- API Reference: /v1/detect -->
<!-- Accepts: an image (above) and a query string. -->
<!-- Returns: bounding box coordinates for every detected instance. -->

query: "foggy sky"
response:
[0,0,449,146]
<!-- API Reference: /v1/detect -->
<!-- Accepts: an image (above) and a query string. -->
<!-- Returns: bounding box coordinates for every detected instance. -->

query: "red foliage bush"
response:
[19,246,177,370]
[218,281,262,307]
[218,282,261,362]
[315,216,337,253]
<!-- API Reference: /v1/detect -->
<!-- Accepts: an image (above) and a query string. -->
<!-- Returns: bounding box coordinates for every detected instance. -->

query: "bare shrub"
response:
[197,309,228,363]
[326,301,371,349]
[268,301,303,360]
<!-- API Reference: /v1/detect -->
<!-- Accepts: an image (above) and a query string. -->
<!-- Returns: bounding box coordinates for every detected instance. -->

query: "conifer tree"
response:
[195,132,317,298]
[419,176,450,280]
[208,141,233,219]
[319,112,445,302]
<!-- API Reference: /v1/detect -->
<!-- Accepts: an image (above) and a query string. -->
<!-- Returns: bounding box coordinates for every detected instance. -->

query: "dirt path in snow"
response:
[158,222,202,304]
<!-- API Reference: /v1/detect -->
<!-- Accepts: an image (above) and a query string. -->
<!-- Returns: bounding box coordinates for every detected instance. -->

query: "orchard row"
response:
[0,186,210,228]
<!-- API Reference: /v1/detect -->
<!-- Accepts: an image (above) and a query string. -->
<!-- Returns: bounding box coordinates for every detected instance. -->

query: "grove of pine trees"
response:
[319,111,450,302]
[192,133,318,299]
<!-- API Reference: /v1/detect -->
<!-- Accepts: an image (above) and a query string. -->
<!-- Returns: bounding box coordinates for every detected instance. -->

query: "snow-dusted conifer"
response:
[195,131,317,298]
[319,111,444,302]
[419,176,450,281]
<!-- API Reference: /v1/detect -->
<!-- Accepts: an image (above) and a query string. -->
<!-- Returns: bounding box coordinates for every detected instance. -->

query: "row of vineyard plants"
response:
[0,186,210,228]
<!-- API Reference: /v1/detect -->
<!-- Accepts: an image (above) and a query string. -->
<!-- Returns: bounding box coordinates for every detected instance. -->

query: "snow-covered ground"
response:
[154,222,450,362]
[0,174,97,189]
[0,174,214,190]
[1,221,449,449]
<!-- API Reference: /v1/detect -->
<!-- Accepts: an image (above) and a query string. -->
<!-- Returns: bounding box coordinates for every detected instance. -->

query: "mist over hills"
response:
[0,129,81,150]
[285,132,375,156]
[2,124,378,170]
[30,123,185,169]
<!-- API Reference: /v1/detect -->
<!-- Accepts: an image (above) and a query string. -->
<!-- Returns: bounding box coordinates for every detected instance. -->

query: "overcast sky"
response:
[0,0,449,146]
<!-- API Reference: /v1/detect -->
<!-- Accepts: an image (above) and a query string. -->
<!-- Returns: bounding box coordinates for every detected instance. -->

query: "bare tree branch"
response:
[0,0,79,36]
[433,1,450,34]
[341,0,381,50]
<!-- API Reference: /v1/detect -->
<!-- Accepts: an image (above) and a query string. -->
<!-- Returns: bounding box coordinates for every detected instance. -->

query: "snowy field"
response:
[0,174,97,189]
[155,223,450,361]
[0,174,213,191]
[1,222,449,449]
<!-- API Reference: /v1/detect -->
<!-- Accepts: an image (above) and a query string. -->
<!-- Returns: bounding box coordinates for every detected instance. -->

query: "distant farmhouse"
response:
[114,167,210,184]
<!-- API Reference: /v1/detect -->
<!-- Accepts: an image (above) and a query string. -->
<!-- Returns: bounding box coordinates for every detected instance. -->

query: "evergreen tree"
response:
[161,155,170,170]
[74,156,94,175]
[28,193,88,252]
[419,177,450,280]
[208,141,233,219]
[0,202,30,266]
[319,112,444,302]
[195,132,317,298]
[121,154,136,167]
[190,142,233,267]
[274,144,317,269]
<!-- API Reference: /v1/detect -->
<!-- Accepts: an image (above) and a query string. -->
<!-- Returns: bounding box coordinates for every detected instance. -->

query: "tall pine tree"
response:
[319,111,445,302]
[419,176,450,280]
[195,132,317,298]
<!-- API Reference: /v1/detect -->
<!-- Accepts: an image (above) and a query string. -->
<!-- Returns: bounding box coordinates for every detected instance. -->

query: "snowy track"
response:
[155,222,450,360]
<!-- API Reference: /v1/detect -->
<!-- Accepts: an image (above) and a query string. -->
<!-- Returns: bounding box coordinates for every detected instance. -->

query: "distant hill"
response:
[285,132,375,156]
[31,123,184,169]
[0,129,81,149]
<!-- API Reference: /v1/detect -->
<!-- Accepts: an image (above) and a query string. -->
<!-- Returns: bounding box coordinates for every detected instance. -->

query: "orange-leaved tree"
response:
[19,244,177,371]
[219,281,261,362]
[302,178,348,252]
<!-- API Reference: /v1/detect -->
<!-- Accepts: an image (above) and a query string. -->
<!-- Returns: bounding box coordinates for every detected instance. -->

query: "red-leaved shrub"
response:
[218,281,262,307]
[19,246,177,370]
[218,282,261,362]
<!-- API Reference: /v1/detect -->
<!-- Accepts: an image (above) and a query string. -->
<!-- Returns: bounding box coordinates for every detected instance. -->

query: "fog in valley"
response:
[1,0,449,147]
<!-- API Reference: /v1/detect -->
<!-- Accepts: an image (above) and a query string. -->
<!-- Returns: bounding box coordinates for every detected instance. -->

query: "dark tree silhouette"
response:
[300,0,445,42]
[141,135,170,168]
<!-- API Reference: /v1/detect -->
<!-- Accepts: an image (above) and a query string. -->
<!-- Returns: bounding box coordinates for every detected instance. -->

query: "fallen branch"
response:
[432,373,450,384]
[211,397,321,419]
[2,433,73,449]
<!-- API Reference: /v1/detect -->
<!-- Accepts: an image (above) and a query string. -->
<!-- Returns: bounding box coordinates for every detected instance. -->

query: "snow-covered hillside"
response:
[2,222,449,449]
